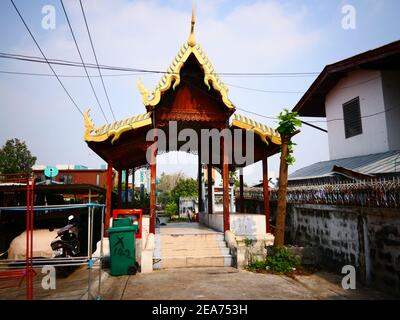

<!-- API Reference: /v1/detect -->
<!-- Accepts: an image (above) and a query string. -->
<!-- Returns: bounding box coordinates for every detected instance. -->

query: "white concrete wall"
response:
[325,70,389,159]
[381,70,400,151]
[199,212,267,237]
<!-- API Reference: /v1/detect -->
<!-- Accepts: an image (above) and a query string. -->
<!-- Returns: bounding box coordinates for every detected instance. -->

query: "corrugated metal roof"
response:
[289,150,400,180]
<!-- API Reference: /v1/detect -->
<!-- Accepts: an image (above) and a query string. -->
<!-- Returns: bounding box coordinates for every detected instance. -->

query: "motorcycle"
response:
[51,215,80,276]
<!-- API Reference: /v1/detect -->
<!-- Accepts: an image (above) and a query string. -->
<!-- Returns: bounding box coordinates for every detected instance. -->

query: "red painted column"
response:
[149,140,157,234]
[207,165,213,214]
[117,169,122,209]
[222,138,230,232]
[105,161,113,236]
[124,169,129,208]
[239,167,244,213]
[263,157,271,233]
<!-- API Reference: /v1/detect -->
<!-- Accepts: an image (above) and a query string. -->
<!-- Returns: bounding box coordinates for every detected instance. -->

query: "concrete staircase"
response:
[154,229,233,269]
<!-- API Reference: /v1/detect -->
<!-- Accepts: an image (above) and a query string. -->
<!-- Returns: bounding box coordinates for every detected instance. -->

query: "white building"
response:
[291,41,400,181]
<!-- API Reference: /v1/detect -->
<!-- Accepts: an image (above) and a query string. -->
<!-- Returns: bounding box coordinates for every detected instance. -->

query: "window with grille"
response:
[343,97,362,138]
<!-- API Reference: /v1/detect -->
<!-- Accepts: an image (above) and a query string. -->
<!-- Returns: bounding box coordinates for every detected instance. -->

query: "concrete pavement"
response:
[100,267,393,300]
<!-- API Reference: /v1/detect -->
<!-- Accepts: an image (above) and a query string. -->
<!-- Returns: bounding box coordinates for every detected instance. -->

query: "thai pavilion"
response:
[83,6,282,270]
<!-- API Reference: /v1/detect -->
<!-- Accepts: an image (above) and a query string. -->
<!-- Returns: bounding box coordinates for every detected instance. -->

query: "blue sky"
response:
[0,0,399,184]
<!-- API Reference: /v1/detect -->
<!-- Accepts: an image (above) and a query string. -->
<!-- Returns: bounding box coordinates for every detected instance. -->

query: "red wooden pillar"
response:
[131,167,135,207]
[263,157,271,233]
[124,169,129,208]
[239,167,244,213]
[198,141,204,213]
[207,164,213,214]
[105,161,113,236]
[117,169,122,209]
[222,138,230,232]
[149,142,157,234]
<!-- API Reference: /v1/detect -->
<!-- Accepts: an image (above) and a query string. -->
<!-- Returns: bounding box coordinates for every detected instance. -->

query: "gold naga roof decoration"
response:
[137,3,234,110]
[84,109,152,144]
[232,113,281,145]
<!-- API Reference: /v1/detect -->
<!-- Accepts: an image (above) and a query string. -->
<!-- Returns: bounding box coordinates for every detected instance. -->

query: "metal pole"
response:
[87,205,93,300]
[97,206,104,299]
[25,177,30,300]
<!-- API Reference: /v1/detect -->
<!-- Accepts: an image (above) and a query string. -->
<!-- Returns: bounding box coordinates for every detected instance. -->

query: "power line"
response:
[60,0,108,123]
[224,82,304,94]
[0,67,307,95]
[9,0,83,116]
[181,78,328,133]
[79,0,116,121]
[0,69,147,77]
[0,51,319,77]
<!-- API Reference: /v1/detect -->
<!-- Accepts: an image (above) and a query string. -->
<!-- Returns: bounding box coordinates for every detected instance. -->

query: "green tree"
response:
[157,172,187,208]
[165,201,178,218]
[171,177,198,205]
[0,139,37,175]
[274,109,301,246]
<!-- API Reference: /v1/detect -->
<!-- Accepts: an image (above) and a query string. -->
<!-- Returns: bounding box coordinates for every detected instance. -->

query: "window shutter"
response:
[343,97,362,138]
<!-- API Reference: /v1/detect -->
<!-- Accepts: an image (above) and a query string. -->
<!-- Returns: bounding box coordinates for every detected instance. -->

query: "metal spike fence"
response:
[237,177,400,208]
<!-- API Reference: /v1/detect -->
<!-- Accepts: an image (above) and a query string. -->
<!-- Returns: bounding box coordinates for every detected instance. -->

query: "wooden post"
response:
[222,137,230,232]
[262,158,271,233]
[207,164,213,214]
[117,169,122,209]
[275,136,290,246]
[132,167,135,207]
[150,141,157,234]
[124,169,129,208]
[239,167,244,213]
[105,161,113,236]
[198,140,204,213]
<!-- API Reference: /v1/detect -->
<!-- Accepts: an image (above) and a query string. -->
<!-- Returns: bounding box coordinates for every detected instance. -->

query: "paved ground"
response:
[0,266,396,300]
[101,267,394,300]
[1,260,398,300]
[0,266,103,300]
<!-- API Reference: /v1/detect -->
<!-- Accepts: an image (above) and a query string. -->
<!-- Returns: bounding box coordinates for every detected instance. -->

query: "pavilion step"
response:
[160,247,231,257]
[159,233,225,242]
[155,255,233,269]
[160,242,229,251]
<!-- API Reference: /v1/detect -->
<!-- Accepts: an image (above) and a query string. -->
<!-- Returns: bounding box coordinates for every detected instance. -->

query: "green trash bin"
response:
[107,221,138,276]
[112,217,132,228]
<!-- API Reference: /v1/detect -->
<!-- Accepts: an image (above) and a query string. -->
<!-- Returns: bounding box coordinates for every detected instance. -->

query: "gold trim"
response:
[84,110,152,144]
[137,10,234,110]
[232,113,281,145]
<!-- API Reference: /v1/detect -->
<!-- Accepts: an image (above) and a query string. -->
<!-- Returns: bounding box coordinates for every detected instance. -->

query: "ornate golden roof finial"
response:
[188,0,196,47]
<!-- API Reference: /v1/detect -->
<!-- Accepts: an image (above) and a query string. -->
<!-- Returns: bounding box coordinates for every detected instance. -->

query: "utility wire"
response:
[0,51,319,77]
[79,0,116,121]
[9,0,83,116]
[60,0,109,123]
[224,82,304,94]
[0,69,146,77]
[181,78,328,133]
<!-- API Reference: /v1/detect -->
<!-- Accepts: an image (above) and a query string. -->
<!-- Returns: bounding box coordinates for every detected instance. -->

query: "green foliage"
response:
[276,109,302,166]
[285,141,297,165]
[171,177,198,204]
[158,191,171,208]
[244,237,255,247]
[265,246,300,273]
[165,201,178,218]
[247,246,300,275]
[0,138,37,174]
[247,259,266,271]
[276,109,302,136]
